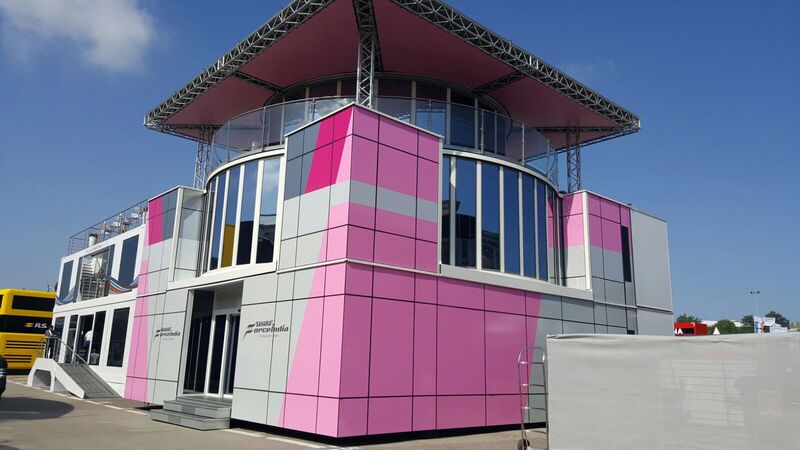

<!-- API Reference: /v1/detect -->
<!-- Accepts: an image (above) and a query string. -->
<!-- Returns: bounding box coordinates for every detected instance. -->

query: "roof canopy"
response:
[145,0,639,149]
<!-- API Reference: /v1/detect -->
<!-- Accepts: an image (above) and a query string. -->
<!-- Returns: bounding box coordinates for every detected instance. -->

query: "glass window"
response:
[58,261,73,299]
[450,103,476,148]
[522,175,536,277]
[78,248,111,300]
[283,101,306,136]
[11,295,55,312]
[503,169,520,274]
[89,311,105,365]
[265,106,283,147]
[118,236,138,287]
[415,82,446,101]
[481,163,500,270]
[455,159,477,267]
[378,79,411,97]
[256,158,280,263]
[377,97,411,123]
[221,168,240,268]
[340,79,357,97]
[481,111,496,154]
[106,308,130,367]
[415,99,446,136]
[237,162,258,265]
[537,180,549,280]
[621,226,632,282]
[308,81,337,98]
[441,156,451,265]
[210,173,226,270]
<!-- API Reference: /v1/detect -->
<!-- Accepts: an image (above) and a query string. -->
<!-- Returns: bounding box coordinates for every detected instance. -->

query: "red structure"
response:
[674,322,708,336]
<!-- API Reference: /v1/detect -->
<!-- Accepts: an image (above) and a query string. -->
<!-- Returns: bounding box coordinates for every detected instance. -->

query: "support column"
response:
[194,127,214,189]
[354,0,382,107]
[566,129,582,192]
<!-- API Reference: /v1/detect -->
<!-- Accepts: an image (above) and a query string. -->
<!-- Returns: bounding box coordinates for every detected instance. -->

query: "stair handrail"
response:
[40,335,90,365]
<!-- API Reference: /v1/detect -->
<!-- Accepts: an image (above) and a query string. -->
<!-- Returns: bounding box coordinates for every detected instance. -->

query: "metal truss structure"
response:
[354,0,382,107]
[565,129,582,193]
[193,127,215,189]
[231,70,284,93]
[143,0,334,132]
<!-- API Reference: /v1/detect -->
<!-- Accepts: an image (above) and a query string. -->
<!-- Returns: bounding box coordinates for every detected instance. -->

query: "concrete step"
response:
[150,409,230,431]
[164,399,231,419]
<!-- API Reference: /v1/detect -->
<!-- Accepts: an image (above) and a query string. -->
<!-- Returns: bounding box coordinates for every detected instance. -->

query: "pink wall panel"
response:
[485,312,527,394]
[600,197,621,223]
[339,295,372,397]
[331,138,351,183]
[316,397,339,437]
[413,396,436,431]
[338,398,368,437]
[332,108,353,142]
[369,299,414,396]
[348,202,377,229]
[414,273,437,304]
[349,136,378,185]
[416,158,439,203]
[563,215,585,247]
[318,295,344,397]
[346,226,375,262]
[438,278,483,309]
[486,395,521,426]
[286,296,323,395]
[621,205,631,227]
[377,145,417,197]
[304,143,333,193]
[375,209,416,238]
[373,231,415,268]
[344,263,373,297]
[589,214,603,248]
[413,302,437,395]
[415,240,438,273]
[525,292,542,317]
[588,194,602,217]
[314,116,335,151]
[283,394,317,433]
[372,267,414,301]
[601,219,623,253]
[368,397,412,435]
[437,306,485,395]
[326,225,348,260]
[437,396,486,429]
[562,192,583,216]
[352,107,379,142]
[417,133,440,163]
[147,197,163,245]
[379,116,418,154]
[323,263,346,296]
[485,285,525,315]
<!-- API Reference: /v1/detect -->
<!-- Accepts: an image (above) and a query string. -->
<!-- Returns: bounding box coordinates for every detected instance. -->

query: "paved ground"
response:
[0,377,547,450]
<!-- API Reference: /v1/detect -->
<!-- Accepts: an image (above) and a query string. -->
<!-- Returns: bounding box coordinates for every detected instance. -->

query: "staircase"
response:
[150,396,231,430]
[57,363,119,398]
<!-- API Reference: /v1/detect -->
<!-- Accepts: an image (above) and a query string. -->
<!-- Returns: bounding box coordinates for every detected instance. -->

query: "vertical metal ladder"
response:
[517,346,548,450]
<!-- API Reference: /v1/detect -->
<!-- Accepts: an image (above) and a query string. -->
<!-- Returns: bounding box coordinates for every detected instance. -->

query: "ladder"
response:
[517,346,548,450]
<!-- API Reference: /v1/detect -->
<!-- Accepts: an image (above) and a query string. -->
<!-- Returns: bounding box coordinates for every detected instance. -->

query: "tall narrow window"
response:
[503,169,520,274]
[106,308,130,367]
[621,226,632,282]
[237,162,258,265]
[537,180,549,281]
[455,159,477,267]
[450,92,476,149]
[58,261,73,300]
[210,173,226,270]
[441,156,451,265]
[118,236,138,287]
[481,163,500,270]
[522,175,536,277]
[256,158,280,263]
[89,311,105,365]
[221,168,240,267]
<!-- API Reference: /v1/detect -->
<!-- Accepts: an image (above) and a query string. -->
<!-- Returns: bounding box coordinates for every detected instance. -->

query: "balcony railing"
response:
[211,97,558,185]
[67,200,148,254]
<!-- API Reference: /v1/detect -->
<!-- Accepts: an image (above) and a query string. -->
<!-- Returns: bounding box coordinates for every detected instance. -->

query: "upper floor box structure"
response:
[48,0,672,438]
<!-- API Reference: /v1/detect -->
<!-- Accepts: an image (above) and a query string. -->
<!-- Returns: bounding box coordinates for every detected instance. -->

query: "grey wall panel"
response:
[297,187,330,236]
[565,276,586,290]
[154,312,186,382]
[592,277,606,301]
[278,238,297,269]
[607,305,628,328]
[266,392,285,426]
[564,246,586,278]
[631,211,673,311]
[293,267,319,300]
[563,321,595,334]
[624,281,636,306]
[604,280,625,305]
[562,298,594,324]
[242,273,278,305]
[276,272,295,301]
[236,302,276,391]
[152,380,178,405]
[637,309,674,336]
[231,388,269,424]
[590,246,604,279]
[282,197,300,239]
[269,301,292,391]
[595,324,608,334]
[602,249,623,282]
[294,232,325,267]
[538,295,562,319]
[594,303,607,325]
[164,289,188,314]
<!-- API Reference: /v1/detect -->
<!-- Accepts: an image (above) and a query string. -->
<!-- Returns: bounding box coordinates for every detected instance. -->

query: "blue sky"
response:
[0,0,797,322]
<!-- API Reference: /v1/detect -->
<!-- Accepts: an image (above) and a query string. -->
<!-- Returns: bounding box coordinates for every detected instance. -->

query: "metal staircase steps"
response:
[150,396,232,430]
[57,363,119,398]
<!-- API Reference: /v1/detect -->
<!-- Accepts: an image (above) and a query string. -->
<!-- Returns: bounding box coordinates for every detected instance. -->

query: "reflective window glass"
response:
[283,101,306,136]
[415,82,446,101]
[118,236,138,287]
[522,175,536,277]
[415,100,446,136]
[537,180,549,280]
[441,156,451,265]
[106,307,129,367]
[503,169,520,274]
[221,168,240,268]
[210,172,226,270]
[455,159,477,267]
[308,81,337,98]
[256,158,280,263]
[236,162,258,265]
[481,163,500,270]
[59,261,73,299]
[377,97,411,123]
[378,79,411,97]
[450,104,476,149]
[481,111,496,153]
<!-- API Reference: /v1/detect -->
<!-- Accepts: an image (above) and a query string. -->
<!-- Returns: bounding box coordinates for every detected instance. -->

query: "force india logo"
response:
[154,327,181,339]
[243,320,289,340]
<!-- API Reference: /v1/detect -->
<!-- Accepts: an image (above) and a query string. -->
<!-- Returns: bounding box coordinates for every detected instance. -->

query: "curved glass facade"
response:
[204,155,281,273]
[442,154,562,283]
[211,77,555,184]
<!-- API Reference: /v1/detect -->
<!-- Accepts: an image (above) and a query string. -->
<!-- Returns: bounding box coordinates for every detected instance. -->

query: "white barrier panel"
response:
[547,333,800,449]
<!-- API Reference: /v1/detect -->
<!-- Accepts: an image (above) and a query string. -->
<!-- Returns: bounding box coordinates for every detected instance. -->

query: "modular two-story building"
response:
[41,0,673,437]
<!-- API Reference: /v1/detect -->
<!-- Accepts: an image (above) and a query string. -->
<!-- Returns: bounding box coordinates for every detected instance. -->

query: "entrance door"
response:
[204,313,240,397]
[183,291,214,394]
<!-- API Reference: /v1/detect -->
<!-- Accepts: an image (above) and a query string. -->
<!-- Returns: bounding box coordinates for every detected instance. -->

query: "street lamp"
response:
[750,290,760,333]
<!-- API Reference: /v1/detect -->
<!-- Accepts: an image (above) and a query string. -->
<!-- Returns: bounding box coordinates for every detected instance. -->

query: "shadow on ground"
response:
[0,395,74,421]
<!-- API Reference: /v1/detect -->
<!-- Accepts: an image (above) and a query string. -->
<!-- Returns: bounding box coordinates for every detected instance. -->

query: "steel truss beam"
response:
[194,127,215,189]
[144,0,334,130]
[474,71,525,95]
[354,0,382,107]
[231,71,284,93]
[390,0,640,129]
[566,130,581,193]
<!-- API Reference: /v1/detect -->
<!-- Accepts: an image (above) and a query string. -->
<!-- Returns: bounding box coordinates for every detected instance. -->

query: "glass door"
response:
[223,315,240,396]
[183,291,213,394]
[204,313,240,397]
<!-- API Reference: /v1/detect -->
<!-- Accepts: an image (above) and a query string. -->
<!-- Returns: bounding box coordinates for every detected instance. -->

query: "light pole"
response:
[750,290,760,333]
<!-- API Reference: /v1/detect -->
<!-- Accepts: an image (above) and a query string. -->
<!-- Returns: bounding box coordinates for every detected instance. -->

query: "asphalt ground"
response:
[0,377,547,450]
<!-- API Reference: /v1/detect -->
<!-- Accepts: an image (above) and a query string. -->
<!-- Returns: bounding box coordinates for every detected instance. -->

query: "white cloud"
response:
[0,0,154,72]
